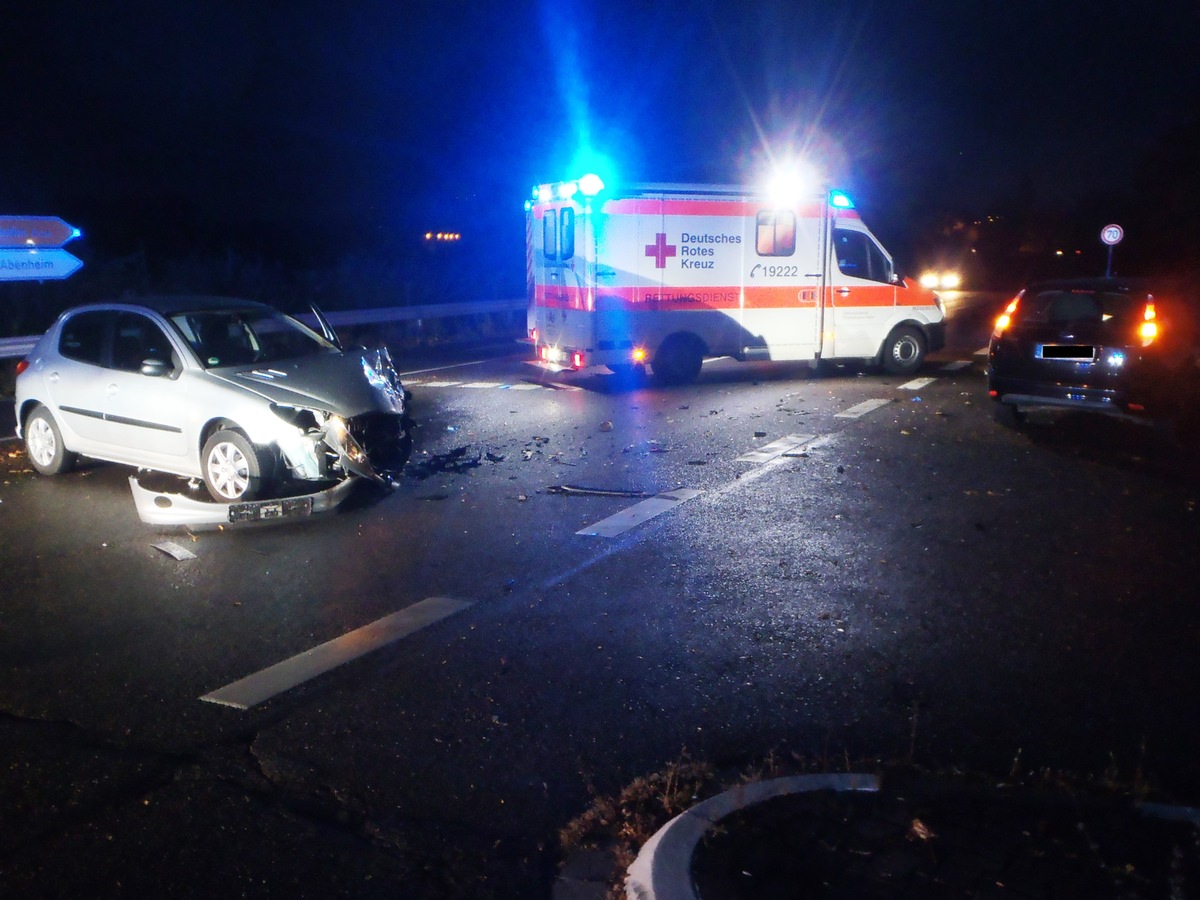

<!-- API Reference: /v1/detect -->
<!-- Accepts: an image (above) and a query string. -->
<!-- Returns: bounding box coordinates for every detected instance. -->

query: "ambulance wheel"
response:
[880,326,925,375]
[653,335,704,385]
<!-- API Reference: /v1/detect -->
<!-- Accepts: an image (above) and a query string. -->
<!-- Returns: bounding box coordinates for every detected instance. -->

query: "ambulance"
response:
[526,174,945,383]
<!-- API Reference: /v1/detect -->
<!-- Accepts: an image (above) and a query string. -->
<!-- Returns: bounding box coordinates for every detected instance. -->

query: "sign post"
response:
[1100,223,1123,278]
[0,215,83,281]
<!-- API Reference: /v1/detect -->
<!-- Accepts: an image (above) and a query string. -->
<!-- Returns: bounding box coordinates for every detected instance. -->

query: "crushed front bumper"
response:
[129,475,358,527]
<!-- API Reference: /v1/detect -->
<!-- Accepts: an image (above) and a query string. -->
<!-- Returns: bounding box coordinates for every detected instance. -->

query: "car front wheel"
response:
[24,405,77,476]
[202,429,268,502]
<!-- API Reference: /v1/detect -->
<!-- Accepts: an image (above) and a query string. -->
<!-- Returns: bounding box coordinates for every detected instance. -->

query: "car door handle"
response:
[836,288,852,296]
[107,383,119,396]
[48,372,60,383]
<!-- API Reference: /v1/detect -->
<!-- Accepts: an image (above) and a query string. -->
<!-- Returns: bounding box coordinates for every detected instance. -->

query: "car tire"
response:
[880,326,926,375]
[202,429,269,502]
[653,335,704,385]
[24,405,77,476]
[993,402,1026,428]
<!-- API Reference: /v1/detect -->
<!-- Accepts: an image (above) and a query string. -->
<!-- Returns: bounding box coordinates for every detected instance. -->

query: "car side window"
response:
[58,310,110,366]
[833,229,894,284]
[112,312,175,374]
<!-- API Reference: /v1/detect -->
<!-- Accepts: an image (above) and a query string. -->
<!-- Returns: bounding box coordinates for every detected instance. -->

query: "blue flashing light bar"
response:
[577,173,605,197]
[829,190,855,209]
[531,174,607,207]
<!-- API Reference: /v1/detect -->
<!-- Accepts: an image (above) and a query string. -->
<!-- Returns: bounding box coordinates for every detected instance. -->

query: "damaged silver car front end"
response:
[267,348,412,487]
[131,348,412,526]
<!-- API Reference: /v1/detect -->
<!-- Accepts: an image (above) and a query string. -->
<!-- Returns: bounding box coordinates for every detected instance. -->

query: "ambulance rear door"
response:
[532,199,592,353]
[740,202,826,361]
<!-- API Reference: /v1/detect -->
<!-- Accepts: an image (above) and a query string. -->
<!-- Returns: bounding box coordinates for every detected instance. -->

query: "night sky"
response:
[2,1,1198,266]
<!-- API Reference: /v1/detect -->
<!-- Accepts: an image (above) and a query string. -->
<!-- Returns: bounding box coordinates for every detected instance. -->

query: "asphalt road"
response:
[4,292,1200,898]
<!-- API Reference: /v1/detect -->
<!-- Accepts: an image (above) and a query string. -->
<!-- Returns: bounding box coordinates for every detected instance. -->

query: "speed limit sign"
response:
[1101,224,1124,246]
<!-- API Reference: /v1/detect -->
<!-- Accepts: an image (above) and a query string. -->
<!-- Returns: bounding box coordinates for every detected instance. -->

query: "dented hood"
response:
[211,351,405,416]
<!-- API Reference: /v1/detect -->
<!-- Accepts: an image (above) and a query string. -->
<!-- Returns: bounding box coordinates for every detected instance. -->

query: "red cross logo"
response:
[645,233,676,268]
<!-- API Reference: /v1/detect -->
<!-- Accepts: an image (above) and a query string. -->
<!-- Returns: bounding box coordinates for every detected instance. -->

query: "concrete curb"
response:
[624,772,880,900]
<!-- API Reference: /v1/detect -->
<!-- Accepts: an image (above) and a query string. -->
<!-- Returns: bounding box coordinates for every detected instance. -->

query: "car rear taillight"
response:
[571,350,585,369]
[15,358,29,376]
[993,295,1021,337]
[1139,302,1158,346]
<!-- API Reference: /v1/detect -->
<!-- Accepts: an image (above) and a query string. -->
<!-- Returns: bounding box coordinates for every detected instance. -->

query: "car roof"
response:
[63,295,280,316]
[1025,277,1152,294]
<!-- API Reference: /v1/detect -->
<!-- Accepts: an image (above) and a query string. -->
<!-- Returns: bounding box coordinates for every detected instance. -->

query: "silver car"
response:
[15,296,412,501]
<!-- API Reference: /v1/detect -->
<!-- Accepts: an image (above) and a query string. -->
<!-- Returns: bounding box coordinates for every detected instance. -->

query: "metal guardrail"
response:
[0,297,527,359]
[0,335,37,359]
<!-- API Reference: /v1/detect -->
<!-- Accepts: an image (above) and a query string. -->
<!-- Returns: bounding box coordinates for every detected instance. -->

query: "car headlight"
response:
[324,415,369,465]
[270,404,322,431]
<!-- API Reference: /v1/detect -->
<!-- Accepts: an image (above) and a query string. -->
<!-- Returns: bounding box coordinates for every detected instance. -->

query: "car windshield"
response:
[1020,289,1142,326]
[168,308,337,368]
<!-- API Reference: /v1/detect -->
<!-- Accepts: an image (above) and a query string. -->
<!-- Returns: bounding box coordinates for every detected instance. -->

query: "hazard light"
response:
[1140,301,1158,346]
[993,295,1021,336]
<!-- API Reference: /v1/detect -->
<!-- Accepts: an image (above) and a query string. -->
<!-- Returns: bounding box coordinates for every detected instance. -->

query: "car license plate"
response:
[1036,344,1095,360]
[228,496,314,523]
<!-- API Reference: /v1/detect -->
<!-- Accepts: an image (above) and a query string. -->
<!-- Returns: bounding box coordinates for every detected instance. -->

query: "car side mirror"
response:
[140,358,171,377]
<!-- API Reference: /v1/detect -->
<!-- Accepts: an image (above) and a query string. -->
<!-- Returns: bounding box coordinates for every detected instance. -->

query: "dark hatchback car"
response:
[987,278,1200,432]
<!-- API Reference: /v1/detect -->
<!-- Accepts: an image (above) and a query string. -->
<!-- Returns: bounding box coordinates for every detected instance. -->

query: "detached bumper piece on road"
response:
[129,475,357,527]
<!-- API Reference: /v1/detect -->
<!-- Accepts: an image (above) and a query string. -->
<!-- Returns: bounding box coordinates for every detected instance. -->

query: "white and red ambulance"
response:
[526,175,945,383]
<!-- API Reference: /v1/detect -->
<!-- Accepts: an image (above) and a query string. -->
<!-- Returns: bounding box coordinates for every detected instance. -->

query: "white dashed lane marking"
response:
[576,489,703,538]
[835,398,891,419]
[941,360,974,371]
[200,597,473,709]
[405,379,579,392]
[736,433,815,463]
[898,376,936,390]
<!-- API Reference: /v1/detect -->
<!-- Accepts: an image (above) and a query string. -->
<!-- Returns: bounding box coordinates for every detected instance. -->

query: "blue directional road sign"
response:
[0,215,81,249]
[0,248,84,281]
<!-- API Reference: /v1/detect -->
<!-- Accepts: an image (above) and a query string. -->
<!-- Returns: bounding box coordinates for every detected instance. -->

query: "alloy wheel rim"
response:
[28,418,55,467]
[208,442,249,499]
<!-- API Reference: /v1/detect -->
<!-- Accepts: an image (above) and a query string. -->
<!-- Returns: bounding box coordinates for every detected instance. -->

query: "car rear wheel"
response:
[202,429,268,502]
[24,405,77,476]
[993,402,1026,428]
[880,326,926,375]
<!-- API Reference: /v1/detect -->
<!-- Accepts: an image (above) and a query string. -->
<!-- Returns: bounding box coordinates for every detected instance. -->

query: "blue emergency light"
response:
[577,173,605,197]
[829,190,855,209]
